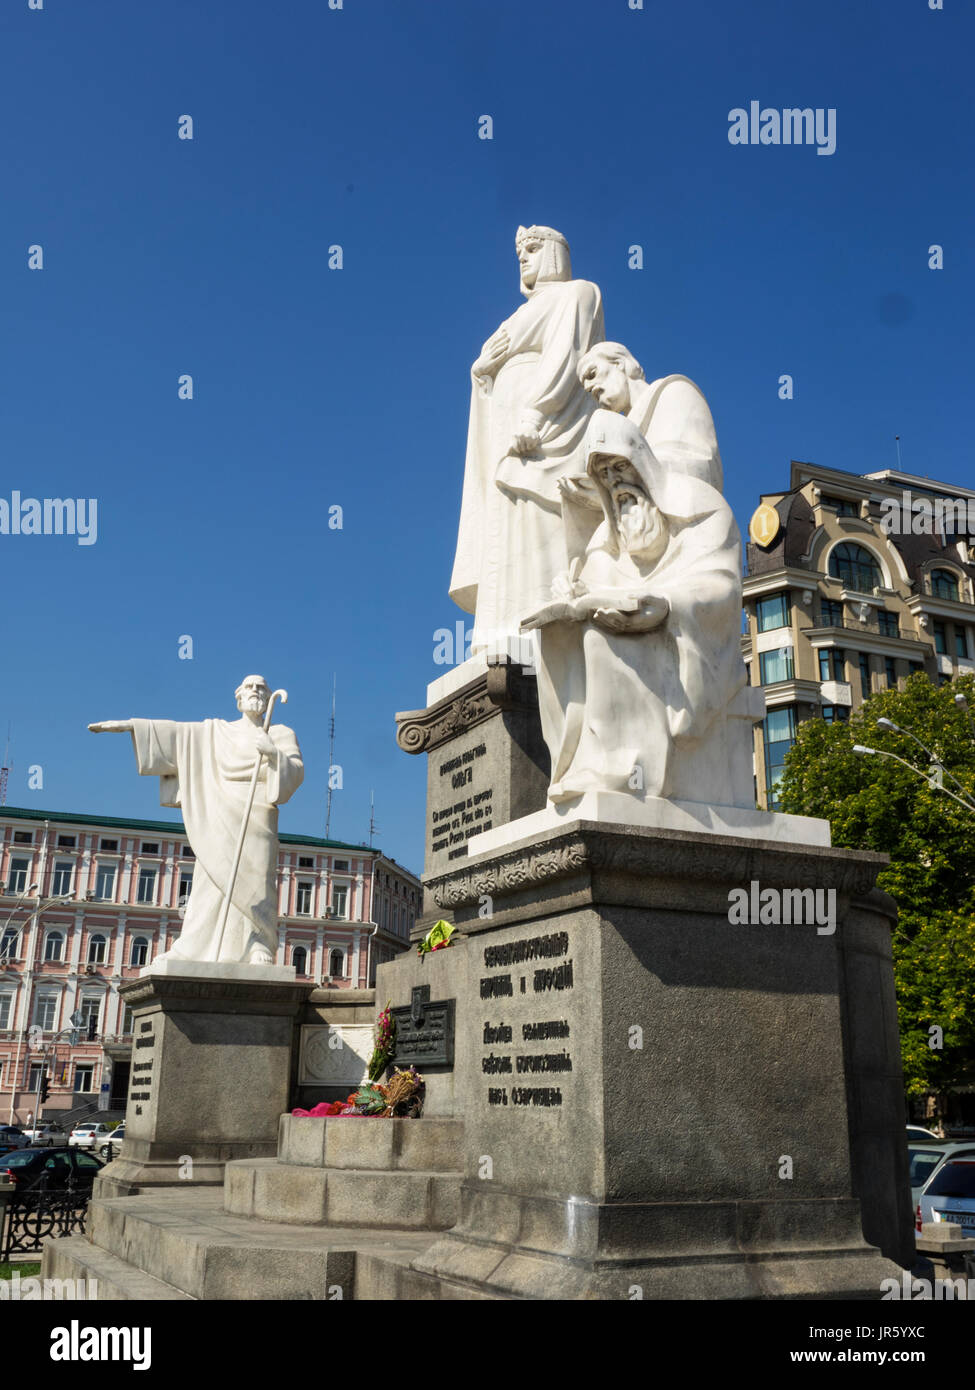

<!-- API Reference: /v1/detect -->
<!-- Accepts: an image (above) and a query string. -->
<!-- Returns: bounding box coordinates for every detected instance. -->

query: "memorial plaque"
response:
[299,1023,374,1088]
[391,985,455,1069]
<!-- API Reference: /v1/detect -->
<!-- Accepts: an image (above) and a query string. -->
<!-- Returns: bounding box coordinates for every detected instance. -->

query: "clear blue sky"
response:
[1,0,971,873]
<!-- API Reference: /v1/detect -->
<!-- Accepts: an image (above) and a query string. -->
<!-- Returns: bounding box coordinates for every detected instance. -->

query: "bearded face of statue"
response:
[593,456,668,565]
[580,352,632,413]
[235,675,270,719]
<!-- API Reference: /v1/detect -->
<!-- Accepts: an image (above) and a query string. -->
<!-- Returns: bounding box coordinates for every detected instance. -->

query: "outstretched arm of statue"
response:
[88,720,134,733]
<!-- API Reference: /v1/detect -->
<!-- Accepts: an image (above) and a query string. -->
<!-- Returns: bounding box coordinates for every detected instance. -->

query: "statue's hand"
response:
[253,730,277,759]
[591,606,633,634]
[551,570,584,602]
[557,475,602,510]
[473,327,509,377]
[88,720,133,733]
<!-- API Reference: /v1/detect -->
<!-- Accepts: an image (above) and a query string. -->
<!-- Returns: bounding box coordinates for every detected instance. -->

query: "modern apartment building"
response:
[743,463,975,808]
[0,805,420,1126]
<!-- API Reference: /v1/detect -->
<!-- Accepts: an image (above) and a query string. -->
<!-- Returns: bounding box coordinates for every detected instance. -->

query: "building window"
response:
[121,1005,134,1035]
[178,868,194,905]
[87,934,107,964]
[329,949,344,977]
[930,569,960,601]
[34,994,58,1031]
[74,1064,94,1093]
[181,846,195,859]
[44,931,64,962]
[56,834,76,848]
[878,611,899,638]
[292,946,308,974]
[95,863,116,900]
[137,867,157,904]
[819,649,844,682]
[333,860,349,872]
[26,1062,43,1091]
[955,628,970,660]
[822,705,849,724]
[756,594,790,633]
[7,857,31,894]
[933,621,948,656]
[51,861,73,897]
[13,830,33,844]
[938,673,952,687]
[79,997,101,1035]
[0,994,13,1029]
[859,654,872,699]
[99,839,118,852]
[298,856,314,869]
[820,599,844,628]
[759,647,795,684]
[763,706,797,809]
[885,658,897,688]
[130,937,148,967]
[296,881,313,915]
[0,929,19,960]
[140,842,159,855]
[332,885,348,919]
[829,543,881,593]
[822,495,859,517]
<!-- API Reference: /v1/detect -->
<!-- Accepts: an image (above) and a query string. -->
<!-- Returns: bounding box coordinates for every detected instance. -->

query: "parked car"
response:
[907,1125,939,1143]
[97,1124,125,1160]
[68,1122,115,1151]
[917,1158,975,1239]
[0,1146,104,1197]
[0,1125,30,1154]
[22,1122,69,1148]
[908,1141,975,1205]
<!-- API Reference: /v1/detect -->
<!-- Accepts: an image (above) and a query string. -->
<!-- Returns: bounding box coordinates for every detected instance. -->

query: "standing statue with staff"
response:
[89,675,304,967]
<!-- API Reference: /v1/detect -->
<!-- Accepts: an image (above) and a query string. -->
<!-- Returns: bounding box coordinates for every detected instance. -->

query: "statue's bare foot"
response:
[247,945,274,966]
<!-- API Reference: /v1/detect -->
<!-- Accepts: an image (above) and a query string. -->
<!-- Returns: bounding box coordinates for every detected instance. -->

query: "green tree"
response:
[778,673,975,1100]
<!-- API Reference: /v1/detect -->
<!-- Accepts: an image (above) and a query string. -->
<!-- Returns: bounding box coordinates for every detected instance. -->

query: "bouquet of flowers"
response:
[417,919,456,957]
[366,1000,395,1082]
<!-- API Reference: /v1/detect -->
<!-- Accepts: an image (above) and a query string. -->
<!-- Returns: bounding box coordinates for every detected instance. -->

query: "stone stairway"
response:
[41,1115,464,1300]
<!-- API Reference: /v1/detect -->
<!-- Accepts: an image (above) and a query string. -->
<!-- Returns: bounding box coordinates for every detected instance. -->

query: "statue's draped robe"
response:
[629,374,724,494]
[130,718,303,963]
[535,413,748,806]
[450,278,604,649]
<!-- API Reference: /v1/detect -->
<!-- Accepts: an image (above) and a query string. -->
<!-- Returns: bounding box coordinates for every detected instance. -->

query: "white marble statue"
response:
[450,225,605,651]
[88,675,303,966]
[521,411,753,809]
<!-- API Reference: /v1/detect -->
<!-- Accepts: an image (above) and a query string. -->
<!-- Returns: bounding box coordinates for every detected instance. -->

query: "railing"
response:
[814,615,904,639]
[1,1188,90,1260]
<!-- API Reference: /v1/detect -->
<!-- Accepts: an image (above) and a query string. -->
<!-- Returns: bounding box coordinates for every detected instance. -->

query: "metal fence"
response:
[1,1189,89,1261]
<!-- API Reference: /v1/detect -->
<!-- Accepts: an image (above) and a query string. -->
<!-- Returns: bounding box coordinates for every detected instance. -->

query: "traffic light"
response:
[39,1074,50,1105]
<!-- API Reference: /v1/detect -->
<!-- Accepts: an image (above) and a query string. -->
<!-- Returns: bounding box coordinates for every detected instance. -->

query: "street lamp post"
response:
[854,710,975,817]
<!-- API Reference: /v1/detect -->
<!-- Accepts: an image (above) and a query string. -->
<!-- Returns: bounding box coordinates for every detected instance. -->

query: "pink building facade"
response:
[0,806,420,1127]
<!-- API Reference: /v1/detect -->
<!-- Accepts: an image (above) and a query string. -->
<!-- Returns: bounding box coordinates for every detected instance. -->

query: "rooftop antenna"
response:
[0,724,10,807]
[324,674,337,839]
[895,435,903,470]
[368,790,379,848]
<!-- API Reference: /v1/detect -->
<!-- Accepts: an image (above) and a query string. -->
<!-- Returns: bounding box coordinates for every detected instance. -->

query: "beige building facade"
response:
[743,463,975,808]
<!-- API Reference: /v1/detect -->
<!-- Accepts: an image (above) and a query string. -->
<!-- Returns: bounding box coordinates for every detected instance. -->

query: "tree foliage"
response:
[778,673,975,1095]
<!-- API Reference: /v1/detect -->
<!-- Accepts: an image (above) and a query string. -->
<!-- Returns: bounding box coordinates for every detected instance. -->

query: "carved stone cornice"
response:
[395,662,539,756]
[426,823,886,911]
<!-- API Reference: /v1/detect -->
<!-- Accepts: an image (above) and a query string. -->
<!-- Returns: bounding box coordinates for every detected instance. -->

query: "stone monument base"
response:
[100,970,313,1197]
[370,817,912,1299]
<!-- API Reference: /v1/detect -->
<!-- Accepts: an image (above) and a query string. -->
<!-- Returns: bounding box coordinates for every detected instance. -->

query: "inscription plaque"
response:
[391,985,456,1069]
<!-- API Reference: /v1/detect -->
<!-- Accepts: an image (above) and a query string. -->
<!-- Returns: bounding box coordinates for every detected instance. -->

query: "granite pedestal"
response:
[371,819,912,1299]
[100,967,313,1196]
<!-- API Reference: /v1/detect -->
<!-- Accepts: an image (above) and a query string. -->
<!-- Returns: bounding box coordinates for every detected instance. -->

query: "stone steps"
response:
[224,1157,462,1229]
[42,1234,195,1301]
[75,1188,437,1300]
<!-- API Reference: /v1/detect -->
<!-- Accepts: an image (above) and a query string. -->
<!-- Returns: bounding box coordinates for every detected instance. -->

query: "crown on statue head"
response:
[516,224,569,252]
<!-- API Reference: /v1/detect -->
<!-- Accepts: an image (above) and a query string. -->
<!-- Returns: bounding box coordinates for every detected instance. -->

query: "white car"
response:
[21,1122,69,1147]
[97,1124,125,1160]
[68,1122,115,1150]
